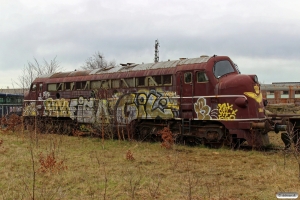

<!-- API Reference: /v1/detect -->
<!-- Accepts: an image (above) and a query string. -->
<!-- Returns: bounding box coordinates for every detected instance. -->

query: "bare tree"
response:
[81,52,117,70]
[281,121,300,180]
[16,56,62,89]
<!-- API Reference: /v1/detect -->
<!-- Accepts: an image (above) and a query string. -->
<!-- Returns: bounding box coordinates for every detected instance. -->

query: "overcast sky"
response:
[1,0,300,88]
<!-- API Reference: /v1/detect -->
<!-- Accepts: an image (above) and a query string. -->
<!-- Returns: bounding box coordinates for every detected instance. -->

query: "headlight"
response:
[249,75,258,83]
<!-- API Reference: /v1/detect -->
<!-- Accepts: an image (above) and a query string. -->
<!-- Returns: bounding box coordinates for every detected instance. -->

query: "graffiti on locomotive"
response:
[194,97,238,120]
[23,89,180,124]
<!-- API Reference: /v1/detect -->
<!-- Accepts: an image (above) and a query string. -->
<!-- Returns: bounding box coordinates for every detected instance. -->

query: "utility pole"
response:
[154,39,159,63]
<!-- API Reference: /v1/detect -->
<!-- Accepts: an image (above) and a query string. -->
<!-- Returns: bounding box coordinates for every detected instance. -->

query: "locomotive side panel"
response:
[23,76,181,124]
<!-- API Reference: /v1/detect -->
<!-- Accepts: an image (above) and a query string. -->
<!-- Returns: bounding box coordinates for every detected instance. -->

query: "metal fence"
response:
[0,104,23,118]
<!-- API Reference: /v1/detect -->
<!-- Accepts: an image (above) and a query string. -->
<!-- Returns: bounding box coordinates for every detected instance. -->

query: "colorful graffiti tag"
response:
[194,97,238,120]
[217,103,238,119]
[44,98,70,118]
[115,89,179,124]
[69,97,96,123]
[194,98,212,120]
[23,102,37,116]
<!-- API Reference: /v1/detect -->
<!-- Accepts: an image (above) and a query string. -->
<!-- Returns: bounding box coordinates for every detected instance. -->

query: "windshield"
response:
[213,60,235,78]
[234,63,241,74]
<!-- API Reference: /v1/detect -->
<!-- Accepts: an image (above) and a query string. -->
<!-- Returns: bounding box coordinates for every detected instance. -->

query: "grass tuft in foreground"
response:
[0,130,299,199]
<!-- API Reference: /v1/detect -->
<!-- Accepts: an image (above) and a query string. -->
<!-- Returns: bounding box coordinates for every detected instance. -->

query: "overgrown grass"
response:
[0,130,299,199]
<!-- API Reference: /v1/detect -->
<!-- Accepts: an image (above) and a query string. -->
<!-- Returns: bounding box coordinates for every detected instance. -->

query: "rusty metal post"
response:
[274,91,281,103]
[289,86,295,98]
[262,91,267,99]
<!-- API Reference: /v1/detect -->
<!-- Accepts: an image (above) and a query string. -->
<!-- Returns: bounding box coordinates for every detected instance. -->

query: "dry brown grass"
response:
[0,129,299,199]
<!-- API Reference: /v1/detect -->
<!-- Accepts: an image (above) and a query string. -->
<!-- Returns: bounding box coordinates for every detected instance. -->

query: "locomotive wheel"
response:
[61,121,73,135]
[205,142,224,149]
[149,127,162,142]
[139,126,152,141]
[137,126,161,142]
[44,119,55,134]
[231,138,245,150]
[104,124,114,139]
[23,117,36,131]
[181,135,202,146]
[125,120,139,140]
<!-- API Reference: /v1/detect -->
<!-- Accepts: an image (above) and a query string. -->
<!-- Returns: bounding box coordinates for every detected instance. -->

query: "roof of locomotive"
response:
[37,55,211,79]
[91,56,210,74]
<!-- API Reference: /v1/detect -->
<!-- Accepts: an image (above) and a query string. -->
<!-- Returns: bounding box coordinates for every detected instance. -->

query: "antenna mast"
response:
[154,39,159,63]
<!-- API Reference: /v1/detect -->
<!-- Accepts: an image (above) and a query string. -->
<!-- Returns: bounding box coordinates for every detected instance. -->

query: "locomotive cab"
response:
[177,56,271,146]
[209,57,269,146]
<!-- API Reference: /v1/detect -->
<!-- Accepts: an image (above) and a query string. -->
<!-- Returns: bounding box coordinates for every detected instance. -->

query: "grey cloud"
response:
[1,0,300,87]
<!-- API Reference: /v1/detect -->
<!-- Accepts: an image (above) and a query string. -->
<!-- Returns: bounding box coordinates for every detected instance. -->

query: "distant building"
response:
[261,82,300,104]
[0,88,28,95]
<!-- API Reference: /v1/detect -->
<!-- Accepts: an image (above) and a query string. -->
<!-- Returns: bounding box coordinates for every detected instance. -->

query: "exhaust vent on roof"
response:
[200,55,209,58]
[119,63,138,70]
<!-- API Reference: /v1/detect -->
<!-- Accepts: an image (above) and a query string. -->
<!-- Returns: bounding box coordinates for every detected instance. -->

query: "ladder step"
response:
[181,119,192,134]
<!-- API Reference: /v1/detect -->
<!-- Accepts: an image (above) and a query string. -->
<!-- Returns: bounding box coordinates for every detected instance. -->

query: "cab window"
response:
[197,72,209,82]
[213,60,235,78]
[163,75,172,85]
[65,82,74,90]
[184,72,192,83]
[48,84,56,91]
[31,84,37,92]
[136,77,145,87]
[39,83,43,92]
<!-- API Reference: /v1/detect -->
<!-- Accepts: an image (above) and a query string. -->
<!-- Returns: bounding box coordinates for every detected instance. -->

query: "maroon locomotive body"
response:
[23,55,278,147]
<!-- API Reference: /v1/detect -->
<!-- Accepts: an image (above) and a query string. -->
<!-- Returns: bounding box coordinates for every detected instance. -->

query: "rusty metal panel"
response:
[117,60,180,72]
[37,56,212,79]
[39,70,93,79]
[177,56,210,65]
[38,73,56,78]
[68,70,93,77]
[90,66,121,75]
[238,122,252,129]
[51,72,72,78]
[116,56,211,73]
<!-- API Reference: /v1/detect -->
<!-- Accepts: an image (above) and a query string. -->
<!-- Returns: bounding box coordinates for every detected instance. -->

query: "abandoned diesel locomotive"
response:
[23,55,283,147]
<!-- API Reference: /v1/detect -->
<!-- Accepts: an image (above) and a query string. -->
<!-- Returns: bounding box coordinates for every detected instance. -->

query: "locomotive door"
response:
[177,71,194,119]
[194,70,218,117]
[28,82,44,115]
